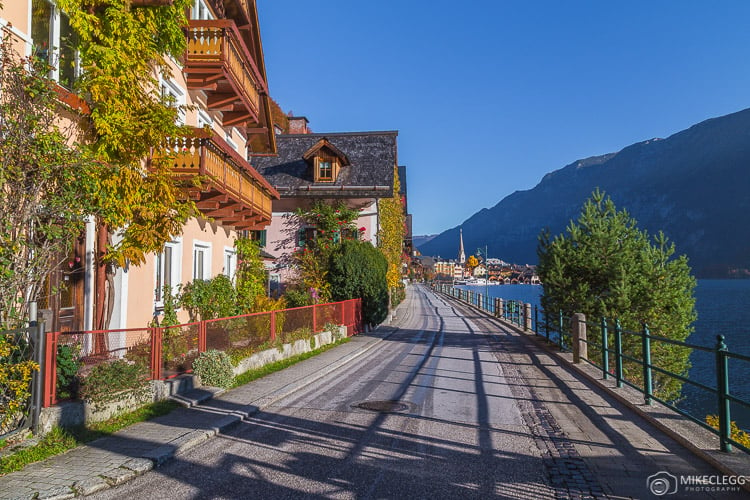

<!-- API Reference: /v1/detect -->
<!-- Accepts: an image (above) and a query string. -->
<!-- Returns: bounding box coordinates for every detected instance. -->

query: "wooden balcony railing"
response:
[184,20,267,129]
[156,129,278,230]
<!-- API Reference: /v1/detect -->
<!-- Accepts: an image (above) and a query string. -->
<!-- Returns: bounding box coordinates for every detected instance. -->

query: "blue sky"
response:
[257,1,750,235]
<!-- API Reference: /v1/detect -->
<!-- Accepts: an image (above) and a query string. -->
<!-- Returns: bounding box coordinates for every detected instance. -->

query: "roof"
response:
[251,131,398,198]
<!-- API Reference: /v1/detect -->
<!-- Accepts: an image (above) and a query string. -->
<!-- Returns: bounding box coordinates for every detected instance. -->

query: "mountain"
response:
[412,234,439,248]
[418,108,750,278]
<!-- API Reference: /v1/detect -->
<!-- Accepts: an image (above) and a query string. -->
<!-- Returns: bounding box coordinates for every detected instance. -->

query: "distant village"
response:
[409,229,541,285]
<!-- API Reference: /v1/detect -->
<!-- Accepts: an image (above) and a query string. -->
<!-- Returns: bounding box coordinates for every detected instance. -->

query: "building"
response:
[251,120,399,289]
[3,0,279,330]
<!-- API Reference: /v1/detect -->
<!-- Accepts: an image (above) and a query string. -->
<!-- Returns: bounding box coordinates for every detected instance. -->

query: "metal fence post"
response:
[601,317,609,380]
[534,305,539,335]
[31,321,45,434]
[151,327,163,381]
[716,335,732,452]
[43,330,59,407]
[271,310,277,340]
[642,323,653,405]
[558,310,564,349]
[198,321,207,353]
[545,310,550,341]
[615,319,623,388]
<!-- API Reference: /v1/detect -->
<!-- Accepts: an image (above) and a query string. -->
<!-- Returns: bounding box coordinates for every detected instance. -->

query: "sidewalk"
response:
[0,328,394,500]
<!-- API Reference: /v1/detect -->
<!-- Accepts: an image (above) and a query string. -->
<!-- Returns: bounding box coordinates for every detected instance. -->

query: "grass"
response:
[0,400,179,476]
[232,337,350,388]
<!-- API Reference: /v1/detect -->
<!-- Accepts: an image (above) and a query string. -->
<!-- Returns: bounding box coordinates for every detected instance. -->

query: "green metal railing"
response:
[433,283,750,453]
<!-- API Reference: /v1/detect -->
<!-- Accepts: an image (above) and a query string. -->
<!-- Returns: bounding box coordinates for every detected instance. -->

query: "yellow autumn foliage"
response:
[0,336,39,430]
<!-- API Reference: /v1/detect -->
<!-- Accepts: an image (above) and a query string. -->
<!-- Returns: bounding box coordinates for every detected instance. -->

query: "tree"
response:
[328,240,389,326]
[466,255,479,274]
[235,237,268,313]
[283,201,361,305]
[56,0,197,329]
[0,34,94,327]
[537,190,696,400]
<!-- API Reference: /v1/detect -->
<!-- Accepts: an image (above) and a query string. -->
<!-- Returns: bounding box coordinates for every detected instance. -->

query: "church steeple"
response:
[458,228,466,264]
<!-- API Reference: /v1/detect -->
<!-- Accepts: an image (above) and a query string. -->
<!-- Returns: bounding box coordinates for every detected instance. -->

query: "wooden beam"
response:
[205,204,243,218]
[206,93,239,110]
[185,80,218,91]
[244,127,269,135]
[222,111,252,127]
[196,193,229,206]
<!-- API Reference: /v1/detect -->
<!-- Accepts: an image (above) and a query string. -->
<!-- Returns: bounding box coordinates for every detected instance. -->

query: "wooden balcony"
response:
[184,20,266,128]
[156,129,279,230]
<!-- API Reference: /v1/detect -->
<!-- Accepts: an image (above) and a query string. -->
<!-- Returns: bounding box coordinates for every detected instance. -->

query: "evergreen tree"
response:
[537,190,696,400]
[328,240,389,326]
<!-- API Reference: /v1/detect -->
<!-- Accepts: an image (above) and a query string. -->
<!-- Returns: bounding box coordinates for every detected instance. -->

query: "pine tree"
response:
[537,189,696,400]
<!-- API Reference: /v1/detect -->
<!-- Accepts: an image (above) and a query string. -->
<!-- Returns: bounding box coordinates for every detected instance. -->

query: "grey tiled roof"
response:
[251,131,397,197]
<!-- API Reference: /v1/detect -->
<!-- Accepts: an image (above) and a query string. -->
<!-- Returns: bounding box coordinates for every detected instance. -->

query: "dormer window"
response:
[302,138,350,184]
[317,159,334,182]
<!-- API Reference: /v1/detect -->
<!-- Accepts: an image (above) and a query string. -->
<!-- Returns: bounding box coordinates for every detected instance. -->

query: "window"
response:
[155,241,181,303]
[225,131,239,152]
[224,248,237,281]
[193,242,211,280]
[32,0,80,89]
[160,78,186,125]
[197,110,213,129]
[191,0,214,20]
[317,159,333,181]
[249,229,267,248]
[298,227,316,248]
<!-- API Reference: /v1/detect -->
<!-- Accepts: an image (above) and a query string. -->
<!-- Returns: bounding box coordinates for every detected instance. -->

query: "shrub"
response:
[56,344,82,399]
[328,240,388,325]
[179,275,238,322]
[0,335,39,431]
[78,360,150,408]
[192,349,234,389]
[283,287,311,308]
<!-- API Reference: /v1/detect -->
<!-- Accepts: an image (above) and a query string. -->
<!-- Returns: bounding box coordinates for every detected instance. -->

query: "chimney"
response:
[287,113,311,134]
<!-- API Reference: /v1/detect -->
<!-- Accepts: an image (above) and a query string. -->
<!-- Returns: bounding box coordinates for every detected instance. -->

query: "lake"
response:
[456,280,750,428]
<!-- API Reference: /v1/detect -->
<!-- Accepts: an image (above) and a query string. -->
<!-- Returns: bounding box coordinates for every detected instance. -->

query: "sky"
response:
[257,1,750,236]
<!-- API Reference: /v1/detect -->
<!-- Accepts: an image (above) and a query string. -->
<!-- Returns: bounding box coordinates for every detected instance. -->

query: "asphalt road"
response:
[91,285,739,499]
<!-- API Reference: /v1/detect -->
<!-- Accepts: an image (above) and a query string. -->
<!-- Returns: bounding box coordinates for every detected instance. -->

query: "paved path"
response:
[0,285,745,499]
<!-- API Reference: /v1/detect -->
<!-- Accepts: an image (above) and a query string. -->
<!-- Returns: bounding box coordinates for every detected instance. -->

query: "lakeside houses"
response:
[3,1,410,331]
[417,230,540,284]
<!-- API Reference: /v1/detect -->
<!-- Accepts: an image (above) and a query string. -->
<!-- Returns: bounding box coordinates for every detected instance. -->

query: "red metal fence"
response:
[42,299,362,407]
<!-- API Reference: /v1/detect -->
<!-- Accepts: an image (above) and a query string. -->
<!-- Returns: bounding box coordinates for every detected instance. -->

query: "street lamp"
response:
[477,246,489,309]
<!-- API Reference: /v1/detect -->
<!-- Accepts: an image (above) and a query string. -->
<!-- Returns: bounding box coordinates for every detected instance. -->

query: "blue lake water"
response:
[456,280,750,428]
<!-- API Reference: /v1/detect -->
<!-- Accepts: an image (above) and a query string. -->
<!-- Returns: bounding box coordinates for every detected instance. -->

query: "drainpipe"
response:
[83,215,95,332]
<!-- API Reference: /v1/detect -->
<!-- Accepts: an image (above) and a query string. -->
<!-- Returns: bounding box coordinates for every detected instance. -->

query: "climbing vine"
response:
[377,167,406,293]
[57,0,196,266]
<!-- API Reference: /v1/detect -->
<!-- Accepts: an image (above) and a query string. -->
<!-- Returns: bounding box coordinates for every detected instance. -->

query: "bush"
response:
[328,240,388,325]
[179,275,238,321]
[192,349,234,388]
[78,360,150,408]
[283,287,311,308]
[0,335,39,431]
[56,344,82,399]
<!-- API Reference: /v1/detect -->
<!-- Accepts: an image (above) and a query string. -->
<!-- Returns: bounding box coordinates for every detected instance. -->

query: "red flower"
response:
[359,227,366,232]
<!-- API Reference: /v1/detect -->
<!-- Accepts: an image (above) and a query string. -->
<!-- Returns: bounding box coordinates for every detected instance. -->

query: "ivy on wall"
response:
[377,167,406,290]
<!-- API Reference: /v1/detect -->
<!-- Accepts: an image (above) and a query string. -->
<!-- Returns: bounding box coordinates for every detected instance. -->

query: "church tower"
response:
[458,228,466,264]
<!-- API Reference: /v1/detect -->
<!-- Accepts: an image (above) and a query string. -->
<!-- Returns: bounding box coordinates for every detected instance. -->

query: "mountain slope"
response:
[418,108,750,278]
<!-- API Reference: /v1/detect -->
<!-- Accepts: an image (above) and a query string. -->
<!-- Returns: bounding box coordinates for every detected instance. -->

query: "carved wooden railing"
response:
[159,129,277,225]
[185,20,265,120]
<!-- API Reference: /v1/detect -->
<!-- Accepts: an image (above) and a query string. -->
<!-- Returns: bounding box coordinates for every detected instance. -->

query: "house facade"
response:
[251,122,399,290]
[3,0,279,330]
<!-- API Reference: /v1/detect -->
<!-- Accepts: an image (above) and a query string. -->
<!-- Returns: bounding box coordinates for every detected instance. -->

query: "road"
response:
[92,285,739,499]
